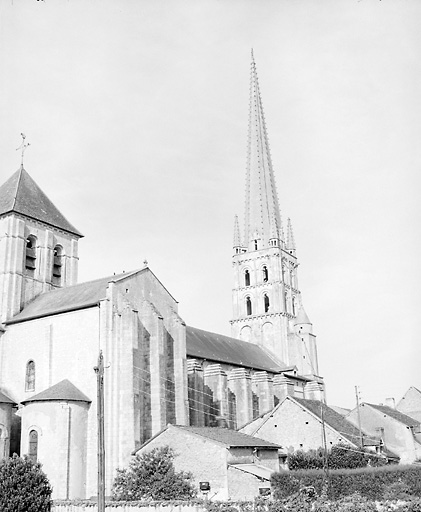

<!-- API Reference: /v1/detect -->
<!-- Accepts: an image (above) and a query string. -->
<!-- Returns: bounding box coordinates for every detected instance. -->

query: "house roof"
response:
[21,379,91,404]
[173,425,281,449]
[0,167,82,237]
[6,270,139,325]
[364,403,420,427]
[0,390,16,405]
[186,326,286,373]
[293,397,378,446]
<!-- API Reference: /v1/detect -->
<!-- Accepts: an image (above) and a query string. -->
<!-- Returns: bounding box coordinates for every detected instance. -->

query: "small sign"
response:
[200,482,211,492]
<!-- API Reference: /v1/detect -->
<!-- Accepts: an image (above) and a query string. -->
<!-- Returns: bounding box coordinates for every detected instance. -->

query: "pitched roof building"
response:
[0,54,325,500]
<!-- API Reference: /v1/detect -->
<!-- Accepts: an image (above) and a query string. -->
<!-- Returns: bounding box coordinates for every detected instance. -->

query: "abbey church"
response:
[0,56,324,499]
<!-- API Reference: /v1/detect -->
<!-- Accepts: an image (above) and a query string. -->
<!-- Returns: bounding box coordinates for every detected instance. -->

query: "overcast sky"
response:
[1,0,420,409]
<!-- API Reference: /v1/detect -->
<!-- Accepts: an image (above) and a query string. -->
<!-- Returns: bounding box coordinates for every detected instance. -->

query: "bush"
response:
[112,445,197,501]
[0,454,52,512]
[271,465,421,501]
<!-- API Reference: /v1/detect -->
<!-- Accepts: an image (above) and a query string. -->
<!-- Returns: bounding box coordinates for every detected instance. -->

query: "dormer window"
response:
[52,245,63,284]
[25,236,37,272]
[244,269,250,287]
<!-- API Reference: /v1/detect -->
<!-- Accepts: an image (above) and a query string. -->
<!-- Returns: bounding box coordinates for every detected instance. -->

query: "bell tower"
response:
[0,166,82,324]
[230,53,319,378]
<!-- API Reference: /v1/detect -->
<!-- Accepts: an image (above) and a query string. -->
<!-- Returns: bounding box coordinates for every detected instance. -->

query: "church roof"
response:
[0,390,16,404]
[294,306,312,325]
[363,403,420,427]
[0,167,82,237]
[21,379,91,404]
[6,270,139,324]
[186,325,287,373]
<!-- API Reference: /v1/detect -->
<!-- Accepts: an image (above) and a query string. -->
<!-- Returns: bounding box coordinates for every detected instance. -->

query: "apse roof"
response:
[21,379,91,404]
[0,167,82,237]
[0,390,16,404]
[6,270,139,325]
[186,326,286,373]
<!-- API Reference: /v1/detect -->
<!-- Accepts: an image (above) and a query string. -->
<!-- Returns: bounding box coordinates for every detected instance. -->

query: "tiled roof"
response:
[174,425,281,448]
[21,379,91,404]
[6,270,139,325]
[0,390,16,404]
[0,167,82,236]
[293,397,377,446]
[186,326,286,373]
[364,403,420,427]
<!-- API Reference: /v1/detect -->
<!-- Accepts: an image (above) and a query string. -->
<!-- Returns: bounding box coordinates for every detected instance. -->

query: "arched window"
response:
[246,297,252,316]
[25,361,35,391]
[52,245,63,284]
[264,294,270,313]
[28,430,38,463]
[290,270,295,289]
[25,236,37,272]
[284,291,288,313]
[244,270,250,287]
[262,266,268,282]
[292,296,296,316]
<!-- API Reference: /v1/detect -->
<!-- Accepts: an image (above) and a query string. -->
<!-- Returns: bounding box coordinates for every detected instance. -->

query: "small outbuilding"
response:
[134,425,282,501]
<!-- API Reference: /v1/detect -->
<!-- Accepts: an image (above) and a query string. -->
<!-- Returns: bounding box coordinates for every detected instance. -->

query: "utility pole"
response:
[320,400,329,497]
[355,386,364,448]
[94,351,105,512]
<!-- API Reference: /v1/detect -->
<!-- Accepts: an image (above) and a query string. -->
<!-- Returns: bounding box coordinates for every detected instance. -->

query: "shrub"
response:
[0,454,52,512]
[271,464,421,501]
[112,445,197,501]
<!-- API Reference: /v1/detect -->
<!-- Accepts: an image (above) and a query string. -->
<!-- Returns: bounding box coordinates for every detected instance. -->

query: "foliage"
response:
[0,454,52,512]
[287,443,387,471]
[112,446,197,501]
[271,464,421,501]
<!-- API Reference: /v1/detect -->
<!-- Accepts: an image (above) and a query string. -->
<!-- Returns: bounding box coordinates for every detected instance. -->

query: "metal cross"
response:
[16,133,30,166]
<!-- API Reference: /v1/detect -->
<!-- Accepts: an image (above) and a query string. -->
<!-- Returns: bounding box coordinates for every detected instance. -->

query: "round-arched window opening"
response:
[25,236,37,272]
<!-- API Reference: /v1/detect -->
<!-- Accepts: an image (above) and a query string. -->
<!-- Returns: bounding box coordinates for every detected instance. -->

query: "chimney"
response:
[385,397,395,409]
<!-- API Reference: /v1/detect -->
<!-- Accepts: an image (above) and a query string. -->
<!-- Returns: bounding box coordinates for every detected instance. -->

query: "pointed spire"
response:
[244,51,282,251]
[286,218,296,255]
[233,214,242,251]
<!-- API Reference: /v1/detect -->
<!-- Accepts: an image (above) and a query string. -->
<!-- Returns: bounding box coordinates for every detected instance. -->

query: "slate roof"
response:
[0,167,82,236]
[21,379,91,404]
[186,326,286,373]
[0,390,16,404]
[6,270,139,325]
[364,403,420,427]
[293,397,378,446]
[174,425,281,448]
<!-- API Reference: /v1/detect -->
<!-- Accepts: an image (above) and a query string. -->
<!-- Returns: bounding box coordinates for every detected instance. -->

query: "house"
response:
[135,425,281,501]
[397,387,421,423]
[347,403,421,464]
[240,396,383,458]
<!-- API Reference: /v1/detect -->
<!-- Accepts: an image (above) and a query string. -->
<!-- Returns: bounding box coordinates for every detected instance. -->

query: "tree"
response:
[0,454,52,512]
[112,445,197,501]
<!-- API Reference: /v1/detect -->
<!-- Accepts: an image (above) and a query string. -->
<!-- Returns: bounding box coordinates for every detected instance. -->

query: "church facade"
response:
[0,55,324,499]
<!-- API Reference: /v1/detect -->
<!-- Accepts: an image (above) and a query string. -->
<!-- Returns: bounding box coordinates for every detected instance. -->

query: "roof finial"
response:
[16,133,30,167]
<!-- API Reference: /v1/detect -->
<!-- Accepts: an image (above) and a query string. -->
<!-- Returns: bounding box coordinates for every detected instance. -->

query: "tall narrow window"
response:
[28,430,38,463]
[254,240,258,250]
[284,292,288,313]
[25,236,37,272]
[52,245,63,284]
[246,297,252,316]
[292,296,296,316]
[262,266,268,282]
[25,360,35,391]
[244,270,250,287]
[264,294,270,313]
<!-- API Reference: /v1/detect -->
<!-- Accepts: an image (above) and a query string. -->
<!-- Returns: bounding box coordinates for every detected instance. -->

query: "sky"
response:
[0,0,420,409]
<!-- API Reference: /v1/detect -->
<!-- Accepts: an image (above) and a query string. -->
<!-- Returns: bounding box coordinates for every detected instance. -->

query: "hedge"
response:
[271,464,421,501]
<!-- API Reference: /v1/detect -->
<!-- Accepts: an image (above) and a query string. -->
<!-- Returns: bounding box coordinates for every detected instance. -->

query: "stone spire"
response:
[244,50,282,251]
[286,217,296,255]
[233,214,243,252]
